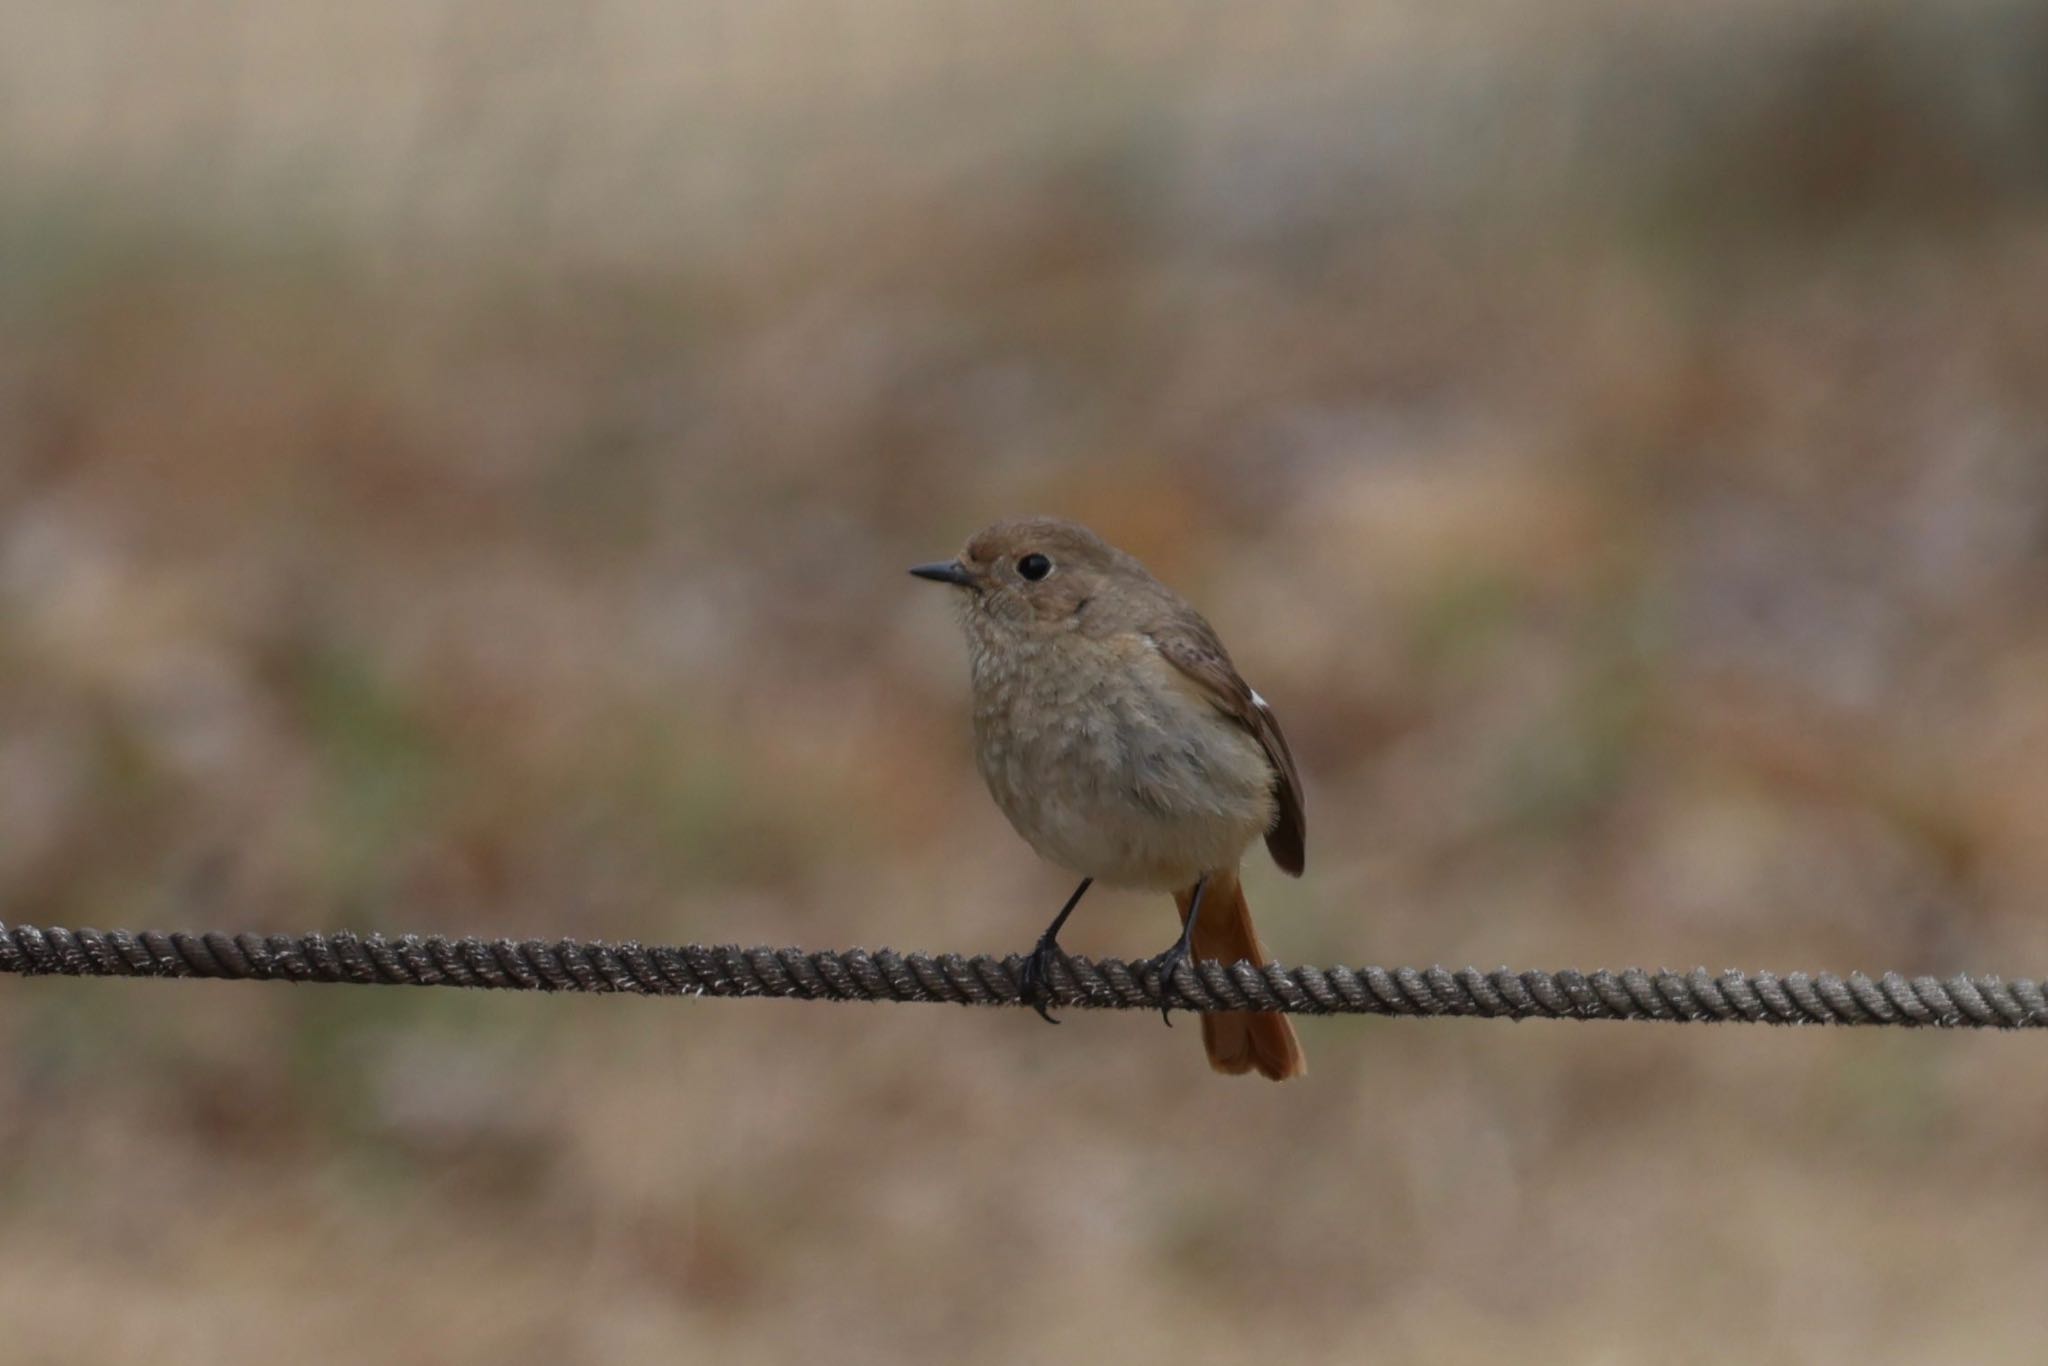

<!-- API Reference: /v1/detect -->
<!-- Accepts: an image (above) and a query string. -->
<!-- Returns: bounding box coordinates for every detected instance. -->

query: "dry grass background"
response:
[5,0,2048,1360]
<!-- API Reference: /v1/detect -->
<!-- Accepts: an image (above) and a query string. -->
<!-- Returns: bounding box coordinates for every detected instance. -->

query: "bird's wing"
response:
[1151,619,1306,876]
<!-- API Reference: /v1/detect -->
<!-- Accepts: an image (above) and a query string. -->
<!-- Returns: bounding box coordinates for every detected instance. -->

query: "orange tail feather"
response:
[1174,870,1306,1081]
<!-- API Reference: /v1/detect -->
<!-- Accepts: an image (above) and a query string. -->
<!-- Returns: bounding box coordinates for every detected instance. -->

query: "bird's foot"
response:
[1144,941,1193,1027]
[1017,934,1065,1024]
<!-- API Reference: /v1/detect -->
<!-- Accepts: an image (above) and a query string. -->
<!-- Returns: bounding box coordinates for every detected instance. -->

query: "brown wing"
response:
[1152,620,1307,876]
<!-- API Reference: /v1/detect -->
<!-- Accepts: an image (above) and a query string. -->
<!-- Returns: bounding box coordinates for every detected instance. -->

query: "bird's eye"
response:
[1017,553,1053,582]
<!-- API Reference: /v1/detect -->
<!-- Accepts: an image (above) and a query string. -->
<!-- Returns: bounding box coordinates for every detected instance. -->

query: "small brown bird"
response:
[912,516,1307,1080]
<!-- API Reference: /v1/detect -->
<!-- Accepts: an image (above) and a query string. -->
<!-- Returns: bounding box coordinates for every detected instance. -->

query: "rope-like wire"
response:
[2,920,2043,1026]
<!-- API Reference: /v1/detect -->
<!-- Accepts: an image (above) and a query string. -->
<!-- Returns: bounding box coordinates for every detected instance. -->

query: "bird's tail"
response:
[1174,869,1306,1081]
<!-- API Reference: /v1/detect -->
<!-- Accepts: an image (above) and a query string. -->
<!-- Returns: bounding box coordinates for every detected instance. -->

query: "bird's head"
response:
[910,516,1148,635]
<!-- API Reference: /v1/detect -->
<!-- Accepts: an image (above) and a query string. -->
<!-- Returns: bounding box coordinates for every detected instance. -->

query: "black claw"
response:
[1017,877,1092,1027]
[1148,944,1191,1027]
[1149,873,1210,1028]
[1018,936,1064,1024]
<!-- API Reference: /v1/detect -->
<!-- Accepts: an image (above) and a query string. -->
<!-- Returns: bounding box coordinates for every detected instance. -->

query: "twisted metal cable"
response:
[3,920,2044,1027]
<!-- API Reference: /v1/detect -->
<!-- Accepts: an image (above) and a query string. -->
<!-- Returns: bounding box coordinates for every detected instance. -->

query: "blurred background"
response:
[4,0,2048,1359]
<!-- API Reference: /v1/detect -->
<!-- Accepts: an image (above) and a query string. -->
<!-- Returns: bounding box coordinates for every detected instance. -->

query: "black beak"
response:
[909,560,976,588]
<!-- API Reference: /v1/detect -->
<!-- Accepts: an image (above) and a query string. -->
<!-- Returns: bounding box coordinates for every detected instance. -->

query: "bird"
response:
[911,515,1307,1080]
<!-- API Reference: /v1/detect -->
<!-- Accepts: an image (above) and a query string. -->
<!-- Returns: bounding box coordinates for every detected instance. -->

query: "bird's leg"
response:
[1018,877,1092,1024]
[1145,873,1209,1028]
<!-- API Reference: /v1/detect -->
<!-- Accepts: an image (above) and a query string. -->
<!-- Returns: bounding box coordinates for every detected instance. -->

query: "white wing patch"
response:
[1250,688,1269,711]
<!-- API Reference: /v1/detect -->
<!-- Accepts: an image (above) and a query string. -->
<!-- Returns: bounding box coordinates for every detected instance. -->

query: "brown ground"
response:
[5,1,2048,1360]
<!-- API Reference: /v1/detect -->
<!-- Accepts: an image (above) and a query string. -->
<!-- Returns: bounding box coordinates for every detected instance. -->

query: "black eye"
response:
[1017,553,1053,582]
